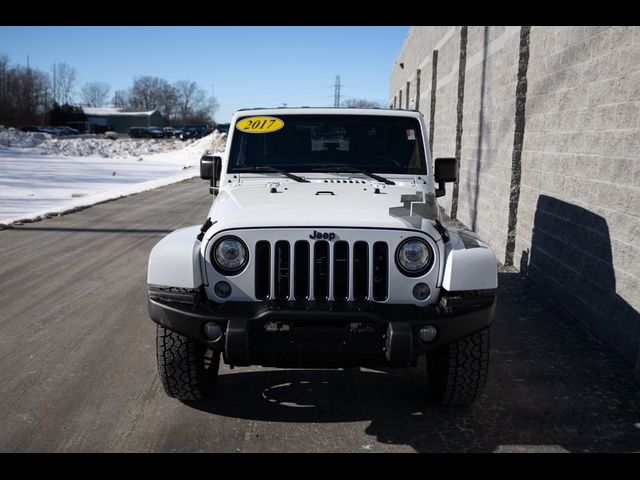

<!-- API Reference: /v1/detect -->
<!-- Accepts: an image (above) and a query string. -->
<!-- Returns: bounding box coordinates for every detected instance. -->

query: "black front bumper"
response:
[148,289,496,368]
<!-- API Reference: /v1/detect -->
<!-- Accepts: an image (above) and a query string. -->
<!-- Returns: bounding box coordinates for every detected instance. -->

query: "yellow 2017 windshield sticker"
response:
[236,116,284,134]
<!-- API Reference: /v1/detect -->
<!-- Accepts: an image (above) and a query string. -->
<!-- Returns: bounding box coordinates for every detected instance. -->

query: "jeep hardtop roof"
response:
[232,107,423,119]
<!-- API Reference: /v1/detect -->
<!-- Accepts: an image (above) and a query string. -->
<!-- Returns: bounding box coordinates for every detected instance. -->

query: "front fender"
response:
[442,229,498,291]
[147,225,203,288]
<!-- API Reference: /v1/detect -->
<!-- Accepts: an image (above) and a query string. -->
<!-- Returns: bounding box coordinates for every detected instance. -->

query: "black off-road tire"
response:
[426,328,490,406]
[156,325,220,400]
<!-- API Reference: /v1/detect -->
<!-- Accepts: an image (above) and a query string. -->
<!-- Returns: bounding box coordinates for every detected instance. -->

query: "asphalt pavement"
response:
[0,178,639,452]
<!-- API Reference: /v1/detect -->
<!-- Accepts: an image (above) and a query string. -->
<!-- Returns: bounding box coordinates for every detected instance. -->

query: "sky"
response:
[0,26,409,123]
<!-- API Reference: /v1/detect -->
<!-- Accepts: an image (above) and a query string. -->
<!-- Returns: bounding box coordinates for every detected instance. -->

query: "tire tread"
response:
[427,328,490,406]
[156,325,218,400]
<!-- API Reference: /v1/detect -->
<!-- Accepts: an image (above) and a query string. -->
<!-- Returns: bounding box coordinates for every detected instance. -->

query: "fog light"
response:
[412,282,431,300]
[203,322,222,341]
[214,281,232,298]
[419,325,437,343]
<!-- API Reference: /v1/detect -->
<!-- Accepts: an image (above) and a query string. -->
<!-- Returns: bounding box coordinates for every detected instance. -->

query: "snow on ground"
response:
[0,129,226,226]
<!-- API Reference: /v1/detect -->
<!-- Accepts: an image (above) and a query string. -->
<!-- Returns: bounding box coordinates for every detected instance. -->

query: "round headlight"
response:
[213,236,248,274]
[396,238,432,276]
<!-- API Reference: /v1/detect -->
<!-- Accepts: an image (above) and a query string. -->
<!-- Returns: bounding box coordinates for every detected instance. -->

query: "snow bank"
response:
[0,127,227,158]
[0,131,226,226]
[0,128,52,148]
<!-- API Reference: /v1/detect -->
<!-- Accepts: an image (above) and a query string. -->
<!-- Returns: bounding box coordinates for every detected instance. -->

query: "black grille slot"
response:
[294,240,310,300]
[353,241,369,300]
[274,241,290,300]
[313,241,330,301]
[333,241,349,301]
[255,241,270,300]
[373,242,389,301]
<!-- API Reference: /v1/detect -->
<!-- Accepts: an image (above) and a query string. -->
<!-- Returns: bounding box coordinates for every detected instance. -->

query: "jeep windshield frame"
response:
[227,114,427,176]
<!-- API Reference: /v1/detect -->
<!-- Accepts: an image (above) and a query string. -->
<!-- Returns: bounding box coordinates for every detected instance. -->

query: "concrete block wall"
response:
[390,26,640,379]
[430,27,460,193]
[456,26,521,264]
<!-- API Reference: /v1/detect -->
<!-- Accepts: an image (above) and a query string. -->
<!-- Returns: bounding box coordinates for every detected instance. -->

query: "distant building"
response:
[82,107,164,133]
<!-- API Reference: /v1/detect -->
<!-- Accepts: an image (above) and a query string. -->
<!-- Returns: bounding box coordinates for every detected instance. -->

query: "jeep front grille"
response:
[254,239,389,301]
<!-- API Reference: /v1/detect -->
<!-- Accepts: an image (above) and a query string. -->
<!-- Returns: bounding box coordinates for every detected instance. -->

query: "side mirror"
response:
[200,155,223,194]
[434,157,458,198]
[200,155,214,180]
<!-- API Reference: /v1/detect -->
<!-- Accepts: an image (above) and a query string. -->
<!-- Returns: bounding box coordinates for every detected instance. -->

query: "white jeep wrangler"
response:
[147,108,497,405]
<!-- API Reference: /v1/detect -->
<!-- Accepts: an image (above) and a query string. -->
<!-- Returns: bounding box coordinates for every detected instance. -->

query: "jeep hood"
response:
[207,180,439,232]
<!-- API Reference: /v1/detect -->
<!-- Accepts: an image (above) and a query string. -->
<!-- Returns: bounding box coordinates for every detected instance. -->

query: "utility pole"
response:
[53,63,56,105]
[44,87,48,124]
[334,75,341,107]
[211,83,215,124]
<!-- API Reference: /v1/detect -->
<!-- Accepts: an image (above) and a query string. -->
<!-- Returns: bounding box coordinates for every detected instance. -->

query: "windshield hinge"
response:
[433,219,450,243]
[197,217,214,241]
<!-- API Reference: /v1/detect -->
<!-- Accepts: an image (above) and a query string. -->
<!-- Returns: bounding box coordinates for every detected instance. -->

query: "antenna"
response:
[334,75,341,107]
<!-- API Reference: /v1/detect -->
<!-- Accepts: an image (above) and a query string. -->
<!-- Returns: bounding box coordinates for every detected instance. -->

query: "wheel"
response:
[426,328,489,406]
[156,325,220,400]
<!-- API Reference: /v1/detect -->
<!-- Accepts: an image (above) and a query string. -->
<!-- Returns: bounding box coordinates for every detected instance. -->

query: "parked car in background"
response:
[66,121,90,134]
[129,126,169,139]
[104,130,118,140]
[215,123,230,134]
[53,126,80,136]
[21,126,45,133]
[179,124,210,140]
[21,126,56,135]
[147,127,165,139]
[93,125,114,135]
[129,127,148,138]
[163,127,177,138]
[20,125,79,136]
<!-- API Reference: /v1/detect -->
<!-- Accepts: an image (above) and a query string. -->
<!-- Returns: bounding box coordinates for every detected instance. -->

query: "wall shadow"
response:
[186,271,640,452]
[520,195,640,374]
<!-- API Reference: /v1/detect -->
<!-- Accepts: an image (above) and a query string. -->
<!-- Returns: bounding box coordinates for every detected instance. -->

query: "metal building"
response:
[82,107,164,133]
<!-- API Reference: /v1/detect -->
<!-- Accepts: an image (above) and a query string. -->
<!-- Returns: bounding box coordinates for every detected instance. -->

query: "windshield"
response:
[228,114,426,175]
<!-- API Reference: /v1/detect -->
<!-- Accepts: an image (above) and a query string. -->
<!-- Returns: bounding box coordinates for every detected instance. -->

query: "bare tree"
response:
[51,62,77,105]
[2,63,50,126]
[0,52,57,126]
[174,80,205,123]
[127,76,172,110]
[343,98,381,108]
[112,89,129,108]
[206,95,219,120]
[113,76,217,124]
[157,82,178,123]
[80,81,110,107]
[0,54,9,124]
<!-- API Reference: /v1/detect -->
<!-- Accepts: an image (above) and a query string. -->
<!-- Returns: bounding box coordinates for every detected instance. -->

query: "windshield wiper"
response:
[234,166,309,183]
[312,166,395,185]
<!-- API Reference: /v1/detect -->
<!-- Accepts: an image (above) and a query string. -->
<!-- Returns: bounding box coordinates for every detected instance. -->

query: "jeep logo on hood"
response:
[310,230,336,240]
